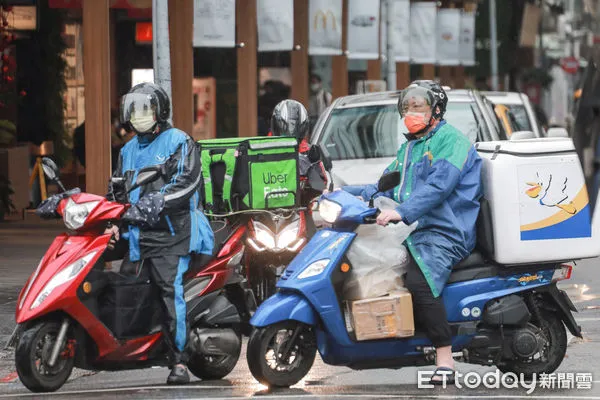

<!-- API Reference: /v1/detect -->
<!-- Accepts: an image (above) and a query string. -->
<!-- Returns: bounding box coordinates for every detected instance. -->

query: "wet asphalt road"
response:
[1,221,600,399]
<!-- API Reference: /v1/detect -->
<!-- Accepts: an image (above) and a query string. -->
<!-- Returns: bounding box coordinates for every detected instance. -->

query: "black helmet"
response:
[397,80,448,119]
[120,82,171,135]
[270,99,310,140]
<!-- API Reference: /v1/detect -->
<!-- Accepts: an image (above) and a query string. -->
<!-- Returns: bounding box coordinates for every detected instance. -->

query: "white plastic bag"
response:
[343,197,418,300]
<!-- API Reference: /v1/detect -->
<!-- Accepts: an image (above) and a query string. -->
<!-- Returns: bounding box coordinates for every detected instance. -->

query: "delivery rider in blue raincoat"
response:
[105,83,214,384]
[343,80,482,384]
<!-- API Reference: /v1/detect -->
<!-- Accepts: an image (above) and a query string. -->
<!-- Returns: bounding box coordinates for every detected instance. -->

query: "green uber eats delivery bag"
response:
[198,137,299,214]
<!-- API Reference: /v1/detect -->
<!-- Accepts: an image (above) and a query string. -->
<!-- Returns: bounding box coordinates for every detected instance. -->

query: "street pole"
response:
[152,0,173,121]
[385,0,396,91]
[489,0,499,90]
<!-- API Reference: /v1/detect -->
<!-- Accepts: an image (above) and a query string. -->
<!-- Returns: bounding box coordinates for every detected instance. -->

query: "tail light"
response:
[553,264,573,282]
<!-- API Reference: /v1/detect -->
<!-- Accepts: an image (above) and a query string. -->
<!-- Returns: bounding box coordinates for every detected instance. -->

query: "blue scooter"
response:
[246,171,582,387]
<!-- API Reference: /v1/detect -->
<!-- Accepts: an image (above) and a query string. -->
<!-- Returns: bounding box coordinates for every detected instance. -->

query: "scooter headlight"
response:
[277,221,300,249]
[63,198,99,230]
[319,199,342,224]
[30,251,97,310]
[253,221,276,249]
[298,259,330,279]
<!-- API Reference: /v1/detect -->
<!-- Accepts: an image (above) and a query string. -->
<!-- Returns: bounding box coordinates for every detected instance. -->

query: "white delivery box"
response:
[477,138,600,265]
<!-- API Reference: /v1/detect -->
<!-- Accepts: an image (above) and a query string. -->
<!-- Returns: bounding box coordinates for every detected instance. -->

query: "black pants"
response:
[122,254,190,364]
[404,257,452,348]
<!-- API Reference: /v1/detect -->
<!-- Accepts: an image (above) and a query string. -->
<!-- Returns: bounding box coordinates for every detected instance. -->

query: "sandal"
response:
[429,366,456,386]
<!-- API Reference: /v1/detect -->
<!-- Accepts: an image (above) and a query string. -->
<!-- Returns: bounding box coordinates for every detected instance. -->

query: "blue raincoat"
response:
[344,121,482,297]
[113,127,214,261]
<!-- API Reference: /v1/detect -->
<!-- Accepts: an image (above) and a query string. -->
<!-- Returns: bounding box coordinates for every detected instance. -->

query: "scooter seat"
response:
[453,251,485,270]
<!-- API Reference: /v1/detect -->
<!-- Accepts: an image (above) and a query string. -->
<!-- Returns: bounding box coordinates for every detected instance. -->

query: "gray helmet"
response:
[398,80,448,119]
[270,99,310,140]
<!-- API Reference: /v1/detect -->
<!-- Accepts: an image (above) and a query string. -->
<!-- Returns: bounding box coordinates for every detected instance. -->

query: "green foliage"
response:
[0,119,15,145]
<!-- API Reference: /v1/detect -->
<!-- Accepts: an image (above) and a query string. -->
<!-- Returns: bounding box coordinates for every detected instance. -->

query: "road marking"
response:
[576,317,600,322]
[129,397,600,400]
[0,372,17,383]
[0,385,238,397]
[2,386,600,399]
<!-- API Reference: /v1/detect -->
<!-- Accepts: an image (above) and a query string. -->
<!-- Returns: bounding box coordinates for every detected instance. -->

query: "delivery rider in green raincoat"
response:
[343,80,483,384]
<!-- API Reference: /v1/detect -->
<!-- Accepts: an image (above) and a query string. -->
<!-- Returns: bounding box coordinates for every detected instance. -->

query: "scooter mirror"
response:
[320,148,333,172]
[135,169,160,189]
[377,171,401,193]
[307,165,326,192]
[128,165,163,193]
[41,157,60,182]
[307,144,322,163]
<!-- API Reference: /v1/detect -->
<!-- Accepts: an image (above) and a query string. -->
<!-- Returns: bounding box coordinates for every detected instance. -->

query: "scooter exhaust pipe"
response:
[189,328,240,357]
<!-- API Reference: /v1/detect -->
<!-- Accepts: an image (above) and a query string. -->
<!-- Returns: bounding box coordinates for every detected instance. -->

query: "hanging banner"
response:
[347,0,380,59]
[193,0,236,48]
[392,0,410,62]
[436,9,461,66]
[410,2,437,64]
[309,0,343,55]
[460,10,476,66]
[519,3,541,48]
[257,0,294,52]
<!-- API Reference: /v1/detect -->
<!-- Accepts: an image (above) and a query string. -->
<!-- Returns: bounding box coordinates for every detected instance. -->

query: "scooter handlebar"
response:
[363,209,381,224]
[363,209,400,225]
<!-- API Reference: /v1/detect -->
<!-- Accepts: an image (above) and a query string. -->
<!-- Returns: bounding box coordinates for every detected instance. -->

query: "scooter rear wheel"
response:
[15,321,75,393]
[247,321,316,388]
[498,311,567,378]
[187,335,241,380]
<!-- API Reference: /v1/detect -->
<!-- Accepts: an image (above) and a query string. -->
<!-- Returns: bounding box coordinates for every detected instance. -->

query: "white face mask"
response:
[130,114,156,133]
[310,83,321,92]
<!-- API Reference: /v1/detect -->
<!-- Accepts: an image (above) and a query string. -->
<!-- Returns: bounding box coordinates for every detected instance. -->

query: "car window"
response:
[318,105,406,160]
[481,97,506,136]
[444,102,485,143]
[507,105,533,132]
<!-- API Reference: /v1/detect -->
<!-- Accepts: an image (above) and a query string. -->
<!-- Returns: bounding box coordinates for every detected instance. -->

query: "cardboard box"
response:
[350,289,414,341]
[342,270,405,301]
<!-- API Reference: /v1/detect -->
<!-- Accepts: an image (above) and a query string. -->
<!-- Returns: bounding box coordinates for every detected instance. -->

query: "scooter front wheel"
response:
[247,321,316,387]
[15,320,75,393]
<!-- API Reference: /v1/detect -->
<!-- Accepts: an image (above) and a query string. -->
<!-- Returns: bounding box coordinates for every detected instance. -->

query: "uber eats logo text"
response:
[262,172,292,201]
[263,172,289,184]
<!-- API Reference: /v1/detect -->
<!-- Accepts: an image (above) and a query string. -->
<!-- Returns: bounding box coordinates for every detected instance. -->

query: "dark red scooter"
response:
[13,158,255,393]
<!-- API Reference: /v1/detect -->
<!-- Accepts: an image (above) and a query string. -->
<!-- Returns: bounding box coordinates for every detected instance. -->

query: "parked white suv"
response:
[310,89,507,187]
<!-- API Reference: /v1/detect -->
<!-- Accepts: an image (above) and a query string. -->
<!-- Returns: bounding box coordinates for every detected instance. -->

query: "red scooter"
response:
[13,158,255,393]
[245,147,332,304]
